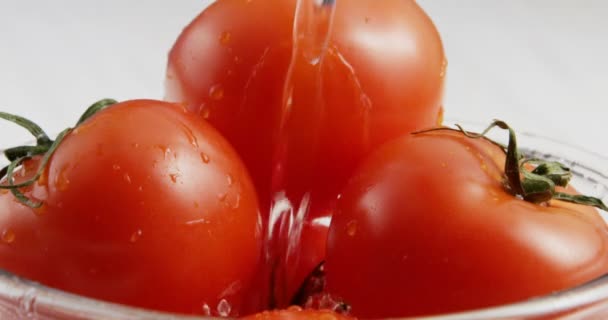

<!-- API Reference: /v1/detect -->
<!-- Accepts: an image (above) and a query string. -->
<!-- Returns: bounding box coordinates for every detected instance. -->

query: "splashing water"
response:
[267,0,337,308]
[217,299,232,317]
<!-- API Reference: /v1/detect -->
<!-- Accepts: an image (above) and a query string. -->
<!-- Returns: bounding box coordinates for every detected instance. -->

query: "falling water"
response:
[267,0,337,308]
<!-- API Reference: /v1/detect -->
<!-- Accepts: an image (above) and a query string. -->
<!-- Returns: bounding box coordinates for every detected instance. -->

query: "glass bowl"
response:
[0,123,607,320]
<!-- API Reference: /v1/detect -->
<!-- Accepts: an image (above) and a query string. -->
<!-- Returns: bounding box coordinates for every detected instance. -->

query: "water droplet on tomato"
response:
[227,174,234,186]
[123,173,132,184]
[132,142,139,149]
[181,123,199,148]
[2,229,15,244]
[55,167,71,191]
[209,84,225,101]
[202,303,212,316]
[232,194,241,209]
[112,164,121,171]
[200,153,210,164]
[346,220,358,237]
[440,58,448,78]
[199,103,211,119]
[218,193,228,202]
[219,31,231,45]
[175,102,189,113]
[336,194,342,200]
[186,218,208,226]
[233,56,242,64]
[138,186,143,192]
[217,299,232,317]
[202,108,211,119]
[169,173,179,183]
[288,306,302,312]
[130,229,142,243]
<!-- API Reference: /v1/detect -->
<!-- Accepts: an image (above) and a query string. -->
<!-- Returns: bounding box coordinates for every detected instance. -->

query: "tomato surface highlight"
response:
[166,0,446,303]
[0,100,263,316]
[325,128,608,318]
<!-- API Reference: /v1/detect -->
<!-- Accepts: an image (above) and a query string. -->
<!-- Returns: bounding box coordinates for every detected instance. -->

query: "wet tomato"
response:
[0,100,262,316]
[325,123,608,318]
[166,0,445,303]
[166,0,445,208]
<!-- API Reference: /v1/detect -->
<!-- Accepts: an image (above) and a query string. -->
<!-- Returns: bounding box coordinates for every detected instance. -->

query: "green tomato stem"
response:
[413,120,608,212]
[0,112,51,146]
[75,98,117,126]
[0,99,117,208]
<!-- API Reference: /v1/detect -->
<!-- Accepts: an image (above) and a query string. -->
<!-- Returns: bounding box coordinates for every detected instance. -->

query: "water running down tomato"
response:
[0,99,264,316]
[0,0,604,318]
[166,0,446,306]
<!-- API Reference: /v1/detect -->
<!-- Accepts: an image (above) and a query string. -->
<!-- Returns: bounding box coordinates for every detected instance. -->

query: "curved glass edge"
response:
[407,273,608,320]
[4,269,607,320]
[0,270,214,320]
[0,123,606,319]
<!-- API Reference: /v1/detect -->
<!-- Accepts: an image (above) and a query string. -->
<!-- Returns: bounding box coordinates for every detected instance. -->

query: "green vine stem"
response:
[413,120,608,212]
[0,99,117,208]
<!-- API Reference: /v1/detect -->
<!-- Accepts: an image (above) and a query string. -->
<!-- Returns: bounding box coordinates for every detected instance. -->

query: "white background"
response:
[0,1,606,152]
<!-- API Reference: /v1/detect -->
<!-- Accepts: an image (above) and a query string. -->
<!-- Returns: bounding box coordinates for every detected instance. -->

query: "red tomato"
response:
[0,100,263,316]
[241,306,354,320]
[166,0,445,304]
[325,128,608,318]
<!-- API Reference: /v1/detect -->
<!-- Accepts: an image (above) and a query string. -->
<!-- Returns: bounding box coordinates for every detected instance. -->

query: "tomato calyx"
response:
[415,120,608,211]
[0,99,117,207]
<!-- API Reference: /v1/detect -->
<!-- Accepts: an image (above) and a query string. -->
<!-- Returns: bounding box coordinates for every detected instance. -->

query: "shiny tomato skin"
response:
[242,306,353,320]
[0,100,262,316]
[166,0,445,203]
[166,0,445,303]
[325,130,608,318]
